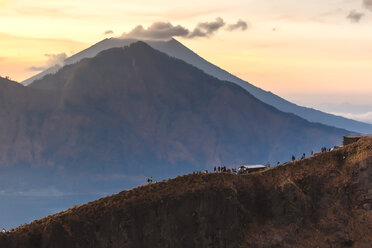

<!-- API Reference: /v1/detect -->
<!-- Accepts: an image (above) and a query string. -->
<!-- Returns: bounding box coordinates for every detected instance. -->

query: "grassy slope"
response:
[0,138,371,247]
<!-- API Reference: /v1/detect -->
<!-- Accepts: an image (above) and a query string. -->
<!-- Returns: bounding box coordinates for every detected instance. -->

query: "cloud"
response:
[122,17,247,40]
[346,10,364,23]
[28,53,67,71]
[28,66,47,71]
[44,53,67,67]
[363,0,372,11]
[227,19,248,31]
[124,22,189,40]
[104,30,114,35]
[332,111,372,124]
[188,17,225,38]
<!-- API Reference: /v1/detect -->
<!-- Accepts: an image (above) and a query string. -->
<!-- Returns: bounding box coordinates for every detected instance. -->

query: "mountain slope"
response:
[26,41,347,168]
[153,39,372,134]
[2,137,371,248]
[23,38,372,133]
[0,77,58,165]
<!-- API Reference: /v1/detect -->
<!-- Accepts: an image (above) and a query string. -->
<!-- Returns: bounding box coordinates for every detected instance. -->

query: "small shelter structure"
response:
[343,134,372,146]
[238,165,267,174]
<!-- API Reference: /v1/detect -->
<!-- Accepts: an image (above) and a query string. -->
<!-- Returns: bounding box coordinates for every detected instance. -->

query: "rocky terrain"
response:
[1,137,371,248]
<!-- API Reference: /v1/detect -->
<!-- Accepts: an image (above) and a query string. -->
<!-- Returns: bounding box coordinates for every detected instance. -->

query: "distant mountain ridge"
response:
[22,38,372,133]
[27,41,346,167]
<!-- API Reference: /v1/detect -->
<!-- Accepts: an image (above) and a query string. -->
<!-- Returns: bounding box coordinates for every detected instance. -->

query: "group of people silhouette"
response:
[144,147,335,185]
[214,166,234,173]
[291,147,333,162]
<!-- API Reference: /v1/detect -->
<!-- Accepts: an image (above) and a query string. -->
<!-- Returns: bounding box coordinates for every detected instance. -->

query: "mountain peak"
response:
[0,76,17,84]
[0,76,23,91]
[93,40,155,59]
[128,40,153,50]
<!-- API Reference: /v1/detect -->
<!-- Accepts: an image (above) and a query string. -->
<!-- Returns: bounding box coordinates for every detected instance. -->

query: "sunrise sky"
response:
[1,0,372,119]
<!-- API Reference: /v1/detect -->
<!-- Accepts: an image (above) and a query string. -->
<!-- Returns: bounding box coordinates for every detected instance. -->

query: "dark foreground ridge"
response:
[1,138,371,248]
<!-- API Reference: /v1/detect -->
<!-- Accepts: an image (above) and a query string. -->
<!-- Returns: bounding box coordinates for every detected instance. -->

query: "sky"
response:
[1,0,372,121]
